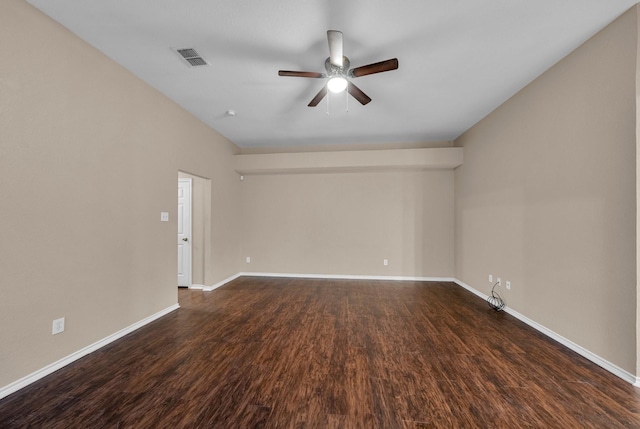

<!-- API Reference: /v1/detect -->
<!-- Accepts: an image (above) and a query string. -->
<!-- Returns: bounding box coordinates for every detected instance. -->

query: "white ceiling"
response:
[27,0,639,149]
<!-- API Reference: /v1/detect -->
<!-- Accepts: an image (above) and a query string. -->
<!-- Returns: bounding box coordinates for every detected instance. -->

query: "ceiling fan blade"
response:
[327,30,343,68]
[350,58,399,78]
[347,82,371,105]
[308,86,328,107]
[278,70,325,78]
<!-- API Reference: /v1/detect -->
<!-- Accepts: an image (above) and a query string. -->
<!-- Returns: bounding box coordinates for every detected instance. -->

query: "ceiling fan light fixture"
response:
[278,30,398,106]
[327,76,348,93]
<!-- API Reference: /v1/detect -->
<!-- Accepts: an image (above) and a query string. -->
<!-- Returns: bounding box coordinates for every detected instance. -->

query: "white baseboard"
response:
[200,272,454,291]
[202,273,243,291]
[453,278,490,301]
[0,303,180,401]
[453,278,637,385]
[189,284,205,290]
[237,271,455,283]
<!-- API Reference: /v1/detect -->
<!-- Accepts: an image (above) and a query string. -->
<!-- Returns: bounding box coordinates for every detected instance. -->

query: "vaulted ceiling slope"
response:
[27,0,639,149]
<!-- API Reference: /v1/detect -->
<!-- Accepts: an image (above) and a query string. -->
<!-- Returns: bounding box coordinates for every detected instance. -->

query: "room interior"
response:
[1,0,639,407]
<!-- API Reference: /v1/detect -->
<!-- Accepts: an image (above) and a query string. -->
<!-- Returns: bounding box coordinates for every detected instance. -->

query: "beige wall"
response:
[240,170,454,277]
[2,0,639,393]
[455,7,637,373]
[0,0,241,388]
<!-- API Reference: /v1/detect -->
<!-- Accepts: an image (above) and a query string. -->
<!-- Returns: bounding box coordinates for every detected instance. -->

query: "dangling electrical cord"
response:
[487,281,505,311]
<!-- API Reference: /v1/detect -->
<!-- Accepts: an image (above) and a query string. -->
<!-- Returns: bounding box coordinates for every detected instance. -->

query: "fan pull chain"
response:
[346,86,349,113]
[326,89,330,115]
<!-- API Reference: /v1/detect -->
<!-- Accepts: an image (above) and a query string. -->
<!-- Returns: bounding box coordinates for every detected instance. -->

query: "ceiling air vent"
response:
[175,48,208,67]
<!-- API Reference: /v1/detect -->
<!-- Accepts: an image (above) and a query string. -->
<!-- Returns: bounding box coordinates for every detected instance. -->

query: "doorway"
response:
[178,171,212,288]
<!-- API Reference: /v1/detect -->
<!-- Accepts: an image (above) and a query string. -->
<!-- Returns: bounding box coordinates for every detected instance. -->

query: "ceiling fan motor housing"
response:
[325,56,350,77]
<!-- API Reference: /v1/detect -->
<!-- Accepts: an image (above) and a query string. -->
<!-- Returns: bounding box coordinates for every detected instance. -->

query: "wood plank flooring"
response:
[1,277,640,428]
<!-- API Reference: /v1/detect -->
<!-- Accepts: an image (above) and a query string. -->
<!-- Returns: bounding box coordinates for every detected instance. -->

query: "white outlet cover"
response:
[489,274,493,283]
[383,259,389,266]
[506,281,511,290]
[160,212,169,222]
[246,257,251,263]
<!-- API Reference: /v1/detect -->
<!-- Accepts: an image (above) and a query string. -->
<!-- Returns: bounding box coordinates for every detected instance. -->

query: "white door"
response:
[177,178,192,287]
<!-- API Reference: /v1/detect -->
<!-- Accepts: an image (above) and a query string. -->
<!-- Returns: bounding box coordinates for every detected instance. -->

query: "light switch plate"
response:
[52,317,65,335]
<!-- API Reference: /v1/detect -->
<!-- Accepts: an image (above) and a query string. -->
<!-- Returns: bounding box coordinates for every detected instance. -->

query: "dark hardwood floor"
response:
[1,277,639,428]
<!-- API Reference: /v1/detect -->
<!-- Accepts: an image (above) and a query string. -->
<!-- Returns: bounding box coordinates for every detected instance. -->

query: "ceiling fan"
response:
[278,30,399,107]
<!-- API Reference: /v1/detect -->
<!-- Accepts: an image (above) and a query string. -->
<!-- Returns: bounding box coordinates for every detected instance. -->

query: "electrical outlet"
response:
[506,281,511,290]
[383,259,389,266]
[245,256,251,263]
[489,274,493,283]
[160,212,169,222]
[52,318,65,335]
[497,277,501,286]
